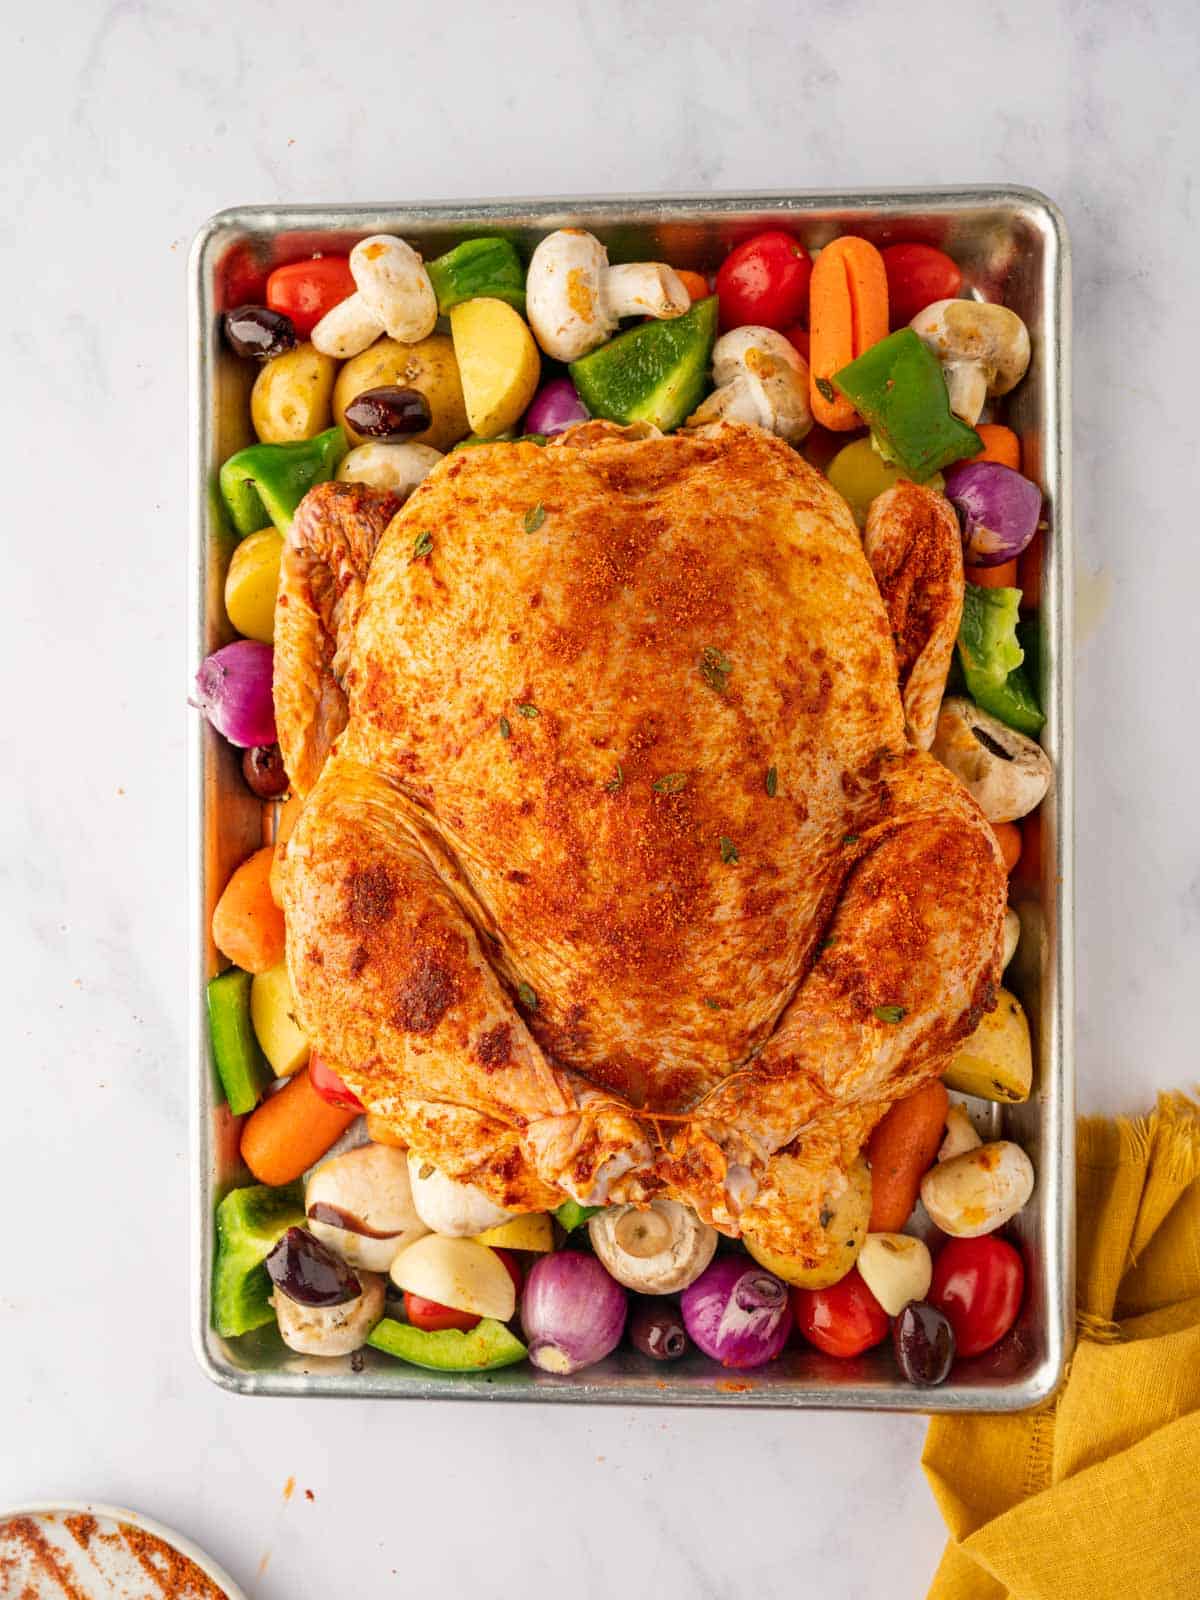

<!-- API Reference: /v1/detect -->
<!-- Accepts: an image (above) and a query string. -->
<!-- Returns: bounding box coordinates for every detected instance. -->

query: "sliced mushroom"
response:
[920,1140,1035,1237]
[588,1199,717,1294]
[336,441,442,498]
[273,1272,386,1357]
[931,697,1052,822]
[306,1144,429,1272]
[938,1104,983,1164]
[406,1154,514,1237]
[687,326,813,443]
[526,229,690,361]
[909,300,1031,426]
[350,235,438,344]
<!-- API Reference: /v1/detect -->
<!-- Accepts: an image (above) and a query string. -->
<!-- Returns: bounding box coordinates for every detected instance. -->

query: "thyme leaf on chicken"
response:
[700,646,732,695]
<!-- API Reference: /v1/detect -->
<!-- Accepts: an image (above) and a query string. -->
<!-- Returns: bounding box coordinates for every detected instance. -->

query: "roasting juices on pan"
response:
[197,228,1048,1382]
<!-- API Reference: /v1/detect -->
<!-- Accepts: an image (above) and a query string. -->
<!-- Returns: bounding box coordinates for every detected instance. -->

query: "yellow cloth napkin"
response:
[923,1091,1200,1599]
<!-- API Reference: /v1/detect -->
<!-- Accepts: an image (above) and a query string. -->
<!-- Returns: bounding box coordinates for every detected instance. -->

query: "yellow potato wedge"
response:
[943,986,1032,1103]
[742,1155,871,1289]
[449,297,541,439]
[333,334,468,451]
[389,1235,515,1321]
[251,342,336,443]
[224,527,283,644]
[250,960,310,1077]
[473,1213,554,1252]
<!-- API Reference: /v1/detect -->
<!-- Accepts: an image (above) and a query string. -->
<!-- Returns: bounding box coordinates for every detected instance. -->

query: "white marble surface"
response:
[2,0,1198,1594]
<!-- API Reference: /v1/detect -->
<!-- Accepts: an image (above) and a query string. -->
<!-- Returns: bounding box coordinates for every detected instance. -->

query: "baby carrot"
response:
[212,846,286,974]
[866,1078,949,1231]
[808,237,889,431]
[970,423,1020,471]
[240,1067,358,1186]
[673,269,711,302]
[965,559,1019,589]
[993,821,1022,873]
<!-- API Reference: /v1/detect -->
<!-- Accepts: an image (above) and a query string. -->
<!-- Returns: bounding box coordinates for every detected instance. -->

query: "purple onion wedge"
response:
[943,460,1042,567]
[523,377,590,438]
[681,1256,793,1369]
[521,1250,626,1374]
[193,639,276,748]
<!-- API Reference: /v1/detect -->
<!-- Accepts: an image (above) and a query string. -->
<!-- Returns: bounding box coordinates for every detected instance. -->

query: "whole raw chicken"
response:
[274,421,1005,1270]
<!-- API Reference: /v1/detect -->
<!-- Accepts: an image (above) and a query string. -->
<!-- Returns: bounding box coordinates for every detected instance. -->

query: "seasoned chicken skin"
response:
[275,422,1005,1268]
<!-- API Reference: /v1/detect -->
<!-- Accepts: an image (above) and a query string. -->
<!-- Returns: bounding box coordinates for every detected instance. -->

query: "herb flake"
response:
[605,763,624,793]
[411,529,433,561]
[523,503,546,533]
[704,997,722,1011]
[700,646,732,695]
[815,376,836,403]
[652,772,689,794]
[517,703,540,718]
[719,835,739,864]
[765,766,778,798]
[498,715,511,739]
[843,832,860,844]
[517,981,538,1010]
[873,1004,907,1024]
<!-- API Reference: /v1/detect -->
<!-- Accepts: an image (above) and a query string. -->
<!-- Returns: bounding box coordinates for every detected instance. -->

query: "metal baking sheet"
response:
[189,190,1073,1409]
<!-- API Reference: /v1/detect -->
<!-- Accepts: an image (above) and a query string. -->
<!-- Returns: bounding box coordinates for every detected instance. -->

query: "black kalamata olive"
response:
[224,305,297,360]
[629,1297,689,1362]
[344,385,432,439]
[265,1227,361,1308]
[242,743,290,800]
[893,1299,956,1387]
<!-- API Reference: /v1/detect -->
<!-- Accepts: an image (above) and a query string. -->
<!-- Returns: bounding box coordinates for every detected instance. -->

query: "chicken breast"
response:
[274,421,1005,1267]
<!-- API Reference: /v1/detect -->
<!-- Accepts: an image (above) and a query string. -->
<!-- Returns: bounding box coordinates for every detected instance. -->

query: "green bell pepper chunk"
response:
[219,426,347,536]
[427,237,526,314]
[206,967,272,1116]
[832,329,981,482]
[212,1182,306,1338]
[957,582,1045,735]
[554,1199,603,1232]
[367,1316,527,1372]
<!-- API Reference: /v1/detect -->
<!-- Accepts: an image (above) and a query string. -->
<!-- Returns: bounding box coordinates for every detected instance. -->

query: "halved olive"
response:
[224,305,297,360]
[343,385,433,440]
[265,1227,361,1307]
[892,1299,955,1387]
[242,743,289,800]
[629,1297,689,1361]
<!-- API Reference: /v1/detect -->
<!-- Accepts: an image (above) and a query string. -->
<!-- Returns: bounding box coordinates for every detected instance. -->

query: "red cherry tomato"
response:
[403,1292,481,1333]
[716,231,812,332]
[792,1268,890,1358]
[929,1236,1024,1357]
[220,242,268,311]
[880,243,963,330]
[307,1052,365,1113]
[266,257,356,338]
[782,322,810,362]
[492,1247,522,1299]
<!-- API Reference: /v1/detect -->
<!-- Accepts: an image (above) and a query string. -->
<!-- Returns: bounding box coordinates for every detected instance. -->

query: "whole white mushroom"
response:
[526,229,690,361]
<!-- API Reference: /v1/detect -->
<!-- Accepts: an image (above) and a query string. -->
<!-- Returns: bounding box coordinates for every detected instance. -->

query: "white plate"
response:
[0,1504,247,1599]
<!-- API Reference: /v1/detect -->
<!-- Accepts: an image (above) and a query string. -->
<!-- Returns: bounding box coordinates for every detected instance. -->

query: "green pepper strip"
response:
[957,582,1044,735]
[219,426,347,536]
[832,329,981,482]
[426,236,527,314]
